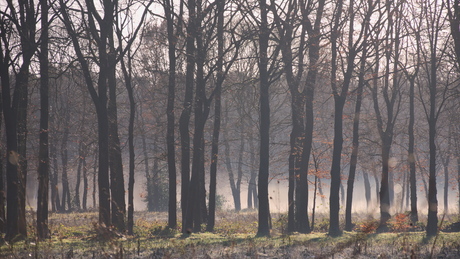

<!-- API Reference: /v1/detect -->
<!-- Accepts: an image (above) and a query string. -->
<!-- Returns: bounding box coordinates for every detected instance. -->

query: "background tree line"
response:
[1,0,460,241]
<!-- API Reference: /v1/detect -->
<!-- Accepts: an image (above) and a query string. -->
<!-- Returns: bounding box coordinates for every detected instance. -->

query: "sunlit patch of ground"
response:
[1,211,460,258]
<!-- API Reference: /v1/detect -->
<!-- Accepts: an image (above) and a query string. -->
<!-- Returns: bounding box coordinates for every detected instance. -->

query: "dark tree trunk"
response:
[377,139,392,232]
[408,75,418,223]
[328,96,346,237]
[442,152,450,214]
[37,0,50,239]
[107,40,126,232]
[61,115,71,211]
[60,0,113,227]
[426,55,438,237]
[92,151,98,209]
[1,0,36,240]
[207,83,221,231]
[297,0,325,235]
[311,176,318,231]
[247,134,258,209]
[0,111,3,234]
[345,31,368,230]
[328,0,346,237]
[180,0,196,233]
[75,152,82,210]
[139,107,152,211]
[120,49,136,234]
[82,156,88,211]
[50,140,60,212]
[257,0,270,237]
[207,0,224,231]
[223,113,243,212]
[164,0,177,230]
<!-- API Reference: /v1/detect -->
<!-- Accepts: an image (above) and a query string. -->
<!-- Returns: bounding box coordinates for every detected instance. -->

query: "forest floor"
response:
[1,210,460,258]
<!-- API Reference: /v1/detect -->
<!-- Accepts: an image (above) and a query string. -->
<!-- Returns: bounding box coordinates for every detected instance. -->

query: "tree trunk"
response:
[257,0,270,237]
[75,152,82,210]
[311,176,318,231]
[345,32,367,230]
[107,39,126,232]
[0,113,4,234]
[37,0,50,238]
[164,0,177,230]
[61,116,71,211]
[50,140,61,212]
[408,75,418,223]
[180,0,196,234]
[378,139,392,232]
[60,0,113,227]
[207,0,224,230]
[82,156,88,211]
[120,49,136,234]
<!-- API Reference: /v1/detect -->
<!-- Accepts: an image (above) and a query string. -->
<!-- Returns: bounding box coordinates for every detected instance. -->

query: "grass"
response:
[1,211,460,258]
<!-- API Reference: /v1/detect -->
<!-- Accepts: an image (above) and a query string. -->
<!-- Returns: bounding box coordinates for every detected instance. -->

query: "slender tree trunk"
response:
[107,39,126,231]
[75,151,82,210]
[0,0,36,239]
[92,151,98,209]
[311,176,318,231]
[345,31,368,230]
[408,75,418,222]
[60,0,112,227]
[164,0,177,230]
[50,141,60,212]
[121,49,136,234]
[257,0,270,237]
[82,156,88,211]
[37,0,50,238]
[0,112,4,234]
[207,0,224,230]
[61,116,71,211]
[426,24,439,235]
[442,153,450,214]
[328,0,345,237]
[180,0,195,232]
[247,133,258,209]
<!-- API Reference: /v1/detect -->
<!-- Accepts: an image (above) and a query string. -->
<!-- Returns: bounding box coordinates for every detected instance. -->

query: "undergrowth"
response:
[0,211,459,258]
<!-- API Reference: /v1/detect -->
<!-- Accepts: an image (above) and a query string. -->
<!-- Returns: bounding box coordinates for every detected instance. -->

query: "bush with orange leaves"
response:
[388,213,411,232]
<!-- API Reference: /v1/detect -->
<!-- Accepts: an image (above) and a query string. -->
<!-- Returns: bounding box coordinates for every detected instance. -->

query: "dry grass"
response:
[0,211,460,258]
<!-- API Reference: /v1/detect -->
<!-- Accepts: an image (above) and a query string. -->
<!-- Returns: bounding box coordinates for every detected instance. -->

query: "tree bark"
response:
[180,0,196,233]
[164,0,178,230]
[257,0,270,237]
[37,0,50,238]
[207,0,224,230]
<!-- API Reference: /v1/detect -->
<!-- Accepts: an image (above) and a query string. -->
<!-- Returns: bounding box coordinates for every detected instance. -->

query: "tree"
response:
[60,0,149,230]
[420,0,451,236]
[270,0,326,233]
[344,0,374,230]
[257,0,271,237]
[162,0,181,230]
[37,0,50,240]
[370,0,404,232]
[328,0,376,236]
[180,0,196,233]
[399,2,422,222]
[0,0,37,240]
